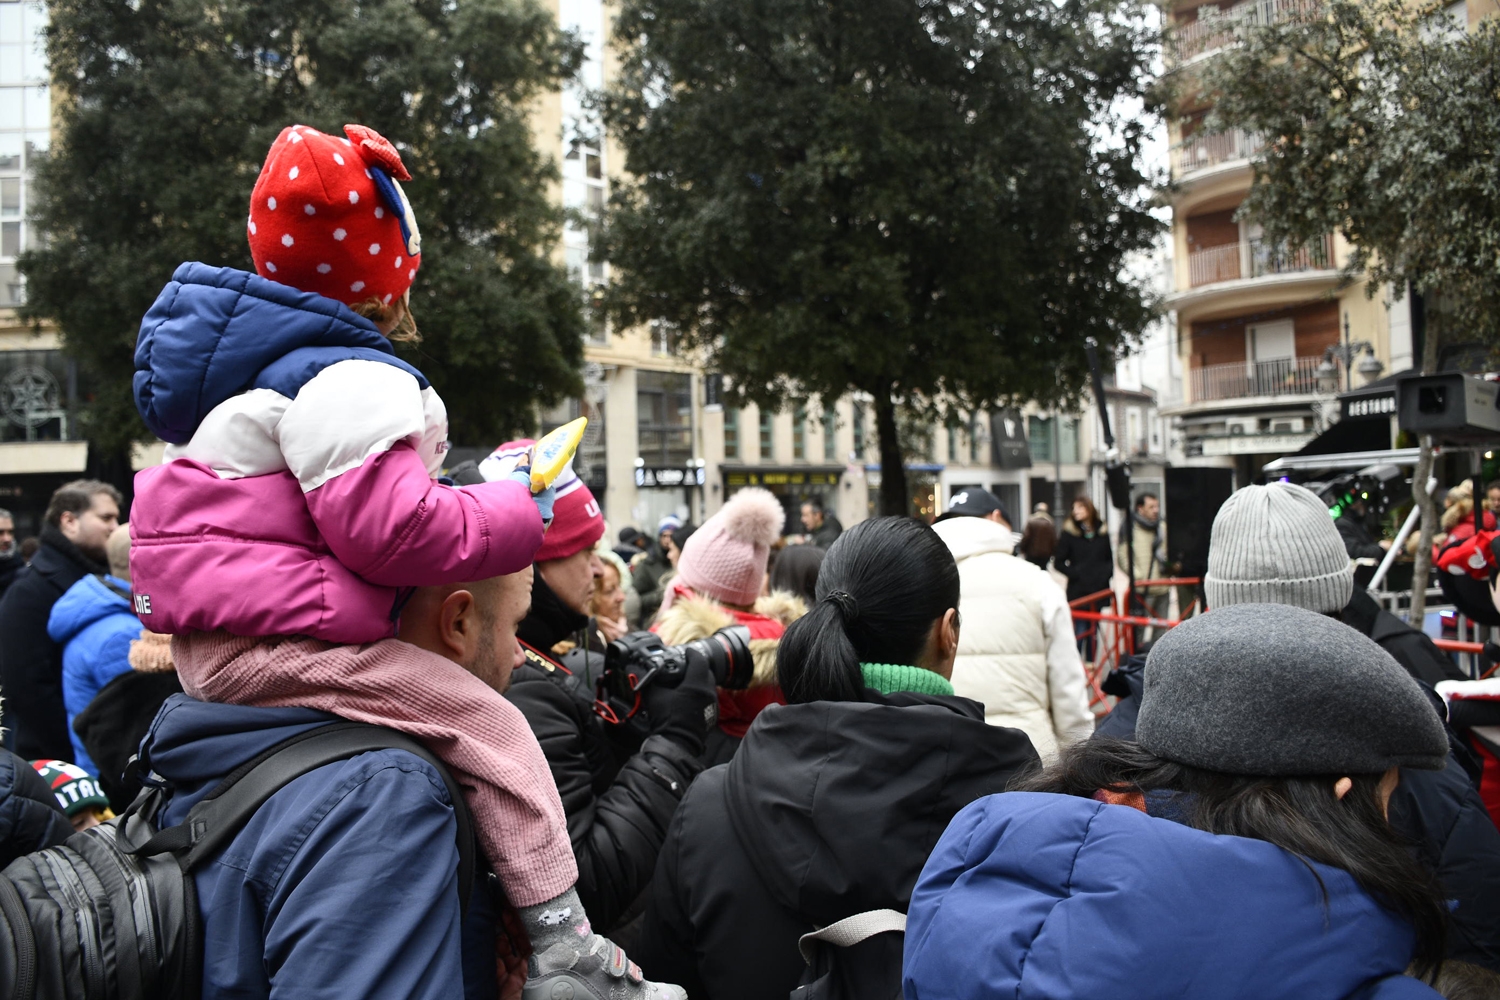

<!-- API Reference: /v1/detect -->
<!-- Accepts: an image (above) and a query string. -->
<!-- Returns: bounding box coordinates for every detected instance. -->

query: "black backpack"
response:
[789,909,907,1000]
[0,722,476,999]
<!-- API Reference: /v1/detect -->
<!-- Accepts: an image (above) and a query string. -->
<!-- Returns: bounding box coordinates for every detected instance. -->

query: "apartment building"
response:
[1160,0,1409,486]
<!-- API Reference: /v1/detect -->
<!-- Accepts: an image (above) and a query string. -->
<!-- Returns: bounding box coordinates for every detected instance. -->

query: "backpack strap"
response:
[120,721,478,914]
[797,909,907,964]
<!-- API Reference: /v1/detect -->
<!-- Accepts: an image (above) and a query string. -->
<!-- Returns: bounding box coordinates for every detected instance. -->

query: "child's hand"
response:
[532,484,556,527]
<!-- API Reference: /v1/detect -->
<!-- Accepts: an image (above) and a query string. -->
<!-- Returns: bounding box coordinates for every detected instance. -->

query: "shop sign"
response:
[637,465,706,488]
[990,409,1032,469]
[724,469,842,489]
[1341,392,1396,420]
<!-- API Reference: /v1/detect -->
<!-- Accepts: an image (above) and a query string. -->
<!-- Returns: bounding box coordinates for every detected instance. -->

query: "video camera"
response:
[599,625,754,706]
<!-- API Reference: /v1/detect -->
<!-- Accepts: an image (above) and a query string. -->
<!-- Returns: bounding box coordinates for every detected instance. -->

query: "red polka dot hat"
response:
[247,124,422,308]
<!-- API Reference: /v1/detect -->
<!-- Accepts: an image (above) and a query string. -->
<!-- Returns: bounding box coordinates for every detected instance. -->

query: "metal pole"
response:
[1368,500,1423,591]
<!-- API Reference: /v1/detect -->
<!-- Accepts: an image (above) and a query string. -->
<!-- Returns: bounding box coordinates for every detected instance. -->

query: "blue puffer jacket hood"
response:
[132,262,423,444]
[47,573,132,645]
[904,792,1441,1000]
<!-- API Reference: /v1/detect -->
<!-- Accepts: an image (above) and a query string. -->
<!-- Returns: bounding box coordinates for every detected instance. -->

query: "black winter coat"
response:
[634,690,1039,1000]
[0,747,72,869]
[507,573,703,934]
[1096,637,1500,971]
[73,668,185,812]
[0,553,23,601]
[1054,523,1114,603]
[1341,585,1466,685]
[0,527,107,761]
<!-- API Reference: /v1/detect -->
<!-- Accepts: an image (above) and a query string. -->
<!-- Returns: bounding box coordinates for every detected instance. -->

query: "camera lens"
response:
[684,624,754,689]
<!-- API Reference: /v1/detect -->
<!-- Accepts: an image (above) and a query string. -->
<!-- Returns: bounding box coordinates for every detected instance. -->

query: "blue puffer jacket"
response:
[904,792,1442,1000]
[140,694,497,1000]
[47,573,142,775]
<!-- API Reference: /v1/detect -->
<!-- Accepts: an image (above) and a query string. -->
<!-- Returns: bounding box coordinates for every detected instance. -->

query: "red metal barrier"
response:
[1069,578,1202,712]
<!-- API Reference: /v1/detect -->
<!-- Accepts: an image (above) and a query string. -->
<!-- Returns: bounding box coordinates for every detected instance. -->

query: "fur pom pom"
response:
[717,487,785,546]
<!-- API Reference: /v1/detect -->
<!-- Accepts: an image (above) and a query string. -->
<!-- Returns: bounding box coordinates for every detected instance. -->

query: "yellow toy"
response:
[529,417,587,493]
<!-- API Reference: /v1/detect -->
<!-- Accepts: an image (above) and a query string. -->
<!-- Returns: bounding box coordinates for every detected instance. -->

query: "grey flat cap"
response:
[1137,603,1448,776]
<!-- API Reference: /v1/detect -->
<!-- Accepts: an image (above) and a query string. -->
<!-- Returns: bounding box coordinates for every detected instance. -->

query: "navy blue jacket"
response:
[0,747,72,869]
[905,792,1441,1000]
[1100,654,1500,971]
[140,695,497,1000]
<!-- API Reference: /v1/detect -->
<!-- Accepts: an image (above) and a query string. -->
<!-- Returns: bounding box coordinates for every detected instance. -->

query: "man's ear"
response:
[438,589,477,660]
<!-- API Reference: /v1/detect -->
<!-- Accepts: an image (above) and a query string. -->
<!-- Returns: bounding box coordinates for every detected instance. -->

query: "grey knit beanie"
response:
[1204,482,1353,614]
[1136,603,1448,776]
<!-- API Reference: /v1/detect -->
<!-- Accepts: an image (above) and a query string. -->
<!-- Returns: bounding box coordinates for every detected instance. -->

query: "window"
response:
[759,409,773,462]
[724,408,740,460]
[650,320,676,356]
[542,396,606,493]
[946,417,960,462]
[562,136,608,343]
[1028,416,1053,462]
[852,404,866,461]
[792,405,806,460]
[968,414,980,463]
[0,0,48,308]
[0,348,79,442]
[636,370,692,466]
[822,404,837,462]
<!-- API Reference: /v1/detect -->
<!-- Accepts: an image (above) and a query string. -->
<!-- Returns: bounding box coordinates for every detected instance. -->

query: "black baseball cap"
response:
[935,488,1011,525]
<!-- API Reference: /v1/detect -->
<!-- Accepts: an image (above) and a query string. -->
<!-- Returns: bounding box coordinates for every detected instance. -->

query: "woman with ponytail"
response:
[634,517,1039,1000]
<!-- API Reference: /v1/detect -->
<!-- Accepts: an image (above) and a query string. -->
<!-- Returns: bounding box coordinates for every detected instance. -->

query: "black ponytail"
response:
[777,516,961,704]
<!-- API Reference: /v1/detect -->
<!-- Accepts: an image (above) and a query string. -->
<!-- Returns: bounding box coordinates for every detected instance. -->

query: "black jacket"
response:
[0,747,72,869]
[1054,523,1114,603]
[0,553,23,601]
[507,572,703,934]
[1337,513,1386,561]
[632,547,674,627]
[73,668,185,812]
[808,514,843,549]
[635,690,1039,1000]
[1341,585,1467,685]
[1096,641,1500,970]
[0,526,107,761]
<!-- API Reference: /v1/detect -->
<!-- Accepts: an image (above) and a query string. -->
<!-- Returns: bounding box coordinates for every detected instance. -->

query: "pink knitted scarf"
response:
[172,630,577,907]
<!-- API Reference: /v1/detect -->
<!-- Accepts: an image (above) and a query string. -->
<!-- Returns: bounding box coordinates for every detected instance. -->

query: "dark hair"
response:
[769,543,824,605]
[1019,516,1057,561]
[1070,496,1101,531]
[1134,492,1158,510]
[777,517,959,703]
[45,479,122,528]
[801,496,825,514]
[1016,738,1447,981]
[668,524,696,551]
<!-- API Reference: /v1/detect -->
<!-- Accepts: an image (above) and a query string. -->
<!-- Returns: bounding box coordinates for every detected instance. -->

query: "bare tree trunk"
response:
[1409,311,1442,623]
[873,388,907,517]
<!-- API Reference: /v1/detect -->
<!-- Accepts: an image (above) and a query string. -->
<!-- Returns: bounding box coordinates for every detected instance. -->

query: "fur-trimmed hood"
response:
[654,591,806,688]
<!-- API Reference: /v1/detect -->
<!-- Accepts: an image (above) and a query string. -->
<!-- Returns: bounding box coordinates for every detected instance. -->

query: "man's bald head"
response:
[398,568,534,694]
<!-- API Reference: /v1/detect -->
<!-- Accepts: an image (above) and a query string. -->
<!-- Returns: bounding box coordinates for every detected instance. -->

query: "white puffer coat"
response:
[932,515,1093,762]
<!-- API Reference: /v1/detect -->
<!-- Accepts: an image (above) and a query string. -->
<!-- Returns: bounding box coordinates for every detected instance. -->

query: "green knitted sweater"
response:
[859,662,955,698]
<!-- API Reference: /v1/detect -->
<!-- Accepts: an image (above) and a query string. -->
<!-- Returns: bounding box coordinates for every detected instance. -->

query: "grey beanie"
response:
[1136,603,1448,776]
[1204,482,1353,614]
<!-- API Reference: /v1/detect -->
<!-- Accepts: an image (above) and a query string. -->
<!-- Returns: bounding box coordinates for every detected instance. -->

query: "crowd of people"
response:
[0,122,1498,1000]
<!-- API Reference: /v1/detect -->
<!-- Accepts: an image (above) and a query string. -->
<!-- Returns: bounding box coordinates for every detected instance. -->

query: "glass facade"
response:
[759,409,773,461]
[792,405,806,460]
[822,404,837,461]
[636,370,692,466]
[0,0,48,307]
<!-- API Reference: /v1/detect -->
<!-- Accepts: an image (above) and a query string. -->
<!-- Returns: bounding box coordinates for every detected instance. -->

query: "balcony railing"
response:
[1191,356,1324,402]
[1171,129,1262,178]
[1186,235,1335,287]
[1169,0,1315,62]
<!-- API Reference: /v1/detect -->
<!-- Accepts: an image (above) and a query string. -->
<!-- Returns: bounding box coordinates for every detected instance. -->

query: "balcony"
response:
[1171,129,1262,179]
[1187,235,1334,288]
[1169,0,1315,63]
[1190,356,1323,402]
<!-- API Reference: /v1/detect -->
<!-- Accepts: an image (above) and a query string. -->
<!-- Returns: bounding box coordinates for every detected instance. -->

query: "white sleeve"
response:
[277,359,427,492]
[1040,577,1094,749]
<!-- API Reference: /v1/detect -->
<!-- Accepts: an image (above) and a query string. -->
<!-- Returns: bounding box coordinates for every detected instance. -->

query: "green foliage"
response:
[1204,0,1500,344]
[22,0,587,455]
[598,0,1161,513]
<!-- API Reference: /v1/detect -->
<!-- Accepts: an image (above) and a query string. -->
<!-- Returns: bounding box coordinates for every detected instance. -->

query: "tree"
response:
[1201,0,1500,616]
[23,0,586,475]
[599,0,1161,515]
